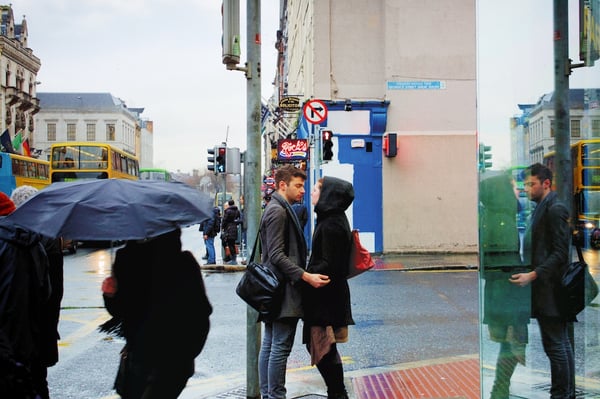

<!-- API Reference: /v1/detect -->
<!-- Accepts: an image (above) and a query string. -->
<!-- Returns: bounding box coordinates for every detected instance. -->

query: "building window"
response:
[592,120,600,138]
[571,119,581,138]
[106,124,115,141]
[86,123,96,141]
[67,123,77,141]
[550,119,555,138]
[47,123,56,141]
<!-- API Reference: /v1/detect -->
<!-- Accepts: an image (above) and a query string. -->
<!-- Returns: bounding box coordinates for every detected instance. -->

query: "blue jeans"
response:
[204,236,215,263]
[259,318,299,399]
[537,317,575,399]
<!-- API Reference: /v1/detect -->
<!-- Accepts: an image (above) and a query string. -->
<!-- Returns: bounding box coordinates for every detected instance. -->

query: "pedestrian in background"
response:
[0,192,53,398]
[258,165,330,399]
[222,199,240,265]
[101,228,212,399]
[201,207,221,265]
[302,177,355,399]
[510,163,573,399]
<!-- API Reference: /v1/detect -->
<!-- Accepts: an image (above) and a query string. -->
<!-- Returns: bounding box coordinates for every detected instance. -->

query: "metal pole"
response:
[245,0,262,397]
[553,0,573,212]
[553,0,576,375]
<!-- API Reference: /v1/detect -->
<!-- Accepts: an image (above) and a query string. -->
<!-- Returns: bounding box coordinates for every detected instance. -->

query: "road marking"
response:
[58,312,111,347]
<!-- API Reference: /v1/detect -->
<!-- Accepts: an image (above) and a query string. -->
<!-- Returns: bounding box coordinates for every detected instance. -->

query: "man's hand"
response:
[509,271,537,287]
[302,272,331,288]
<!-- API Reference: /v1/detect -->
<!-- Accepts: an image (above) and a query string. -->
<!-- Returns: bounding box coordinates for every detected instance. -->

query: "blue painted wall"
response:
[298,100,388,253]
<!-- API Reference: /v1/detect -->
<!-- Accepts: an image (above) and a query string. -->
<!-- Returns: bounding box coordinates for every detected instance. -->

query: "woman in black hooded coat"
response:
[302,176,355,399]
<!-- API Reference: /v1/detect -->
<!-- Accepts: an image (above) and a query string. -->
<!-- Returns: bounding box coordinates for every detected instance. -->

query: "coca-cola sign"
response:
[277,139,309,161]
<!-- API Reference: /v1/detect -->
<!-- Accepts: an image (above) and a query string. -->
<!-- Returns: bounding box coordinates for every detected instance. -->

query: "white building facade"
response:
[273,0,478,253]
[0,5,40,150]
[33,92,150,163]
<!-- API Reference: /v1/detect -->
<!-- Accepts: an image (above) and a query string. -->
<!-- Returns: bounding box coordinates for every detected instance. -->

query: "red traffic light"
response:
[322,130,332,141]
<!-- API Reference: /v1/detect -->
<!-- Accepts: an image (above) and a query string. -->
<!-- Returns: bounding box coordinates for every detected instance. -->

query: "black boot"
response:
[327,390,349,399]
[317,361,346,399]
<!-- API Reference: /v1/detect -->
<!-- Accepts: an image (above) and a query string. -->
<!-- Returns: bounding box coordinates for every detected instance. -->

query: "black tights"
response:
[316,345,347,399]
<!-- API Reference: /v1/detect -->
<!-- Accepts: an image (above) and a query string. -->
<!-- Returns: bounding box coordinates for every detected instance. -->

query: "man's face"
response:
[282,176,306,204]
[524,175,548,203]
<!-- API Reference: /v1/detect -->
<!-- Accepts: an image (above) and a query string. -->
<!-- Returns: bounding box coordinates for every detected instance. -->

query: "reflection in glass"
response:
[480,172,531,399]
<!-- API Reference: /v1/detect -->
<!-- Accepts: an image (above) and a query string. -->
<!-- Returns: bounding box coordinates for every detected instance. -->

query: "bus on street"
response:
[544,139,600,248]
[0,152,50,195]
[50,142,139,182]
[139,168,172,181]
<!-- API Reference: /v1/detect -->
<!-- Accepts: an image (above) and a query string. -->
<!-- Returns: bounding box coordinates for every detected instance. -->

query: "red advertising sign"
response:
[277,139,309,161]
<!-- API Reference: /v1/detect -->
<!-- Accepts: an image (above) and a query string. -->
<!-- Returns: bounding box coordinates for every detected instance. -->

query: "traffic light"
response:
[322,130,333,161]
[479,143,492,171]
[383,133,397,157]
[207,147,216,174]
[216,146,227,174]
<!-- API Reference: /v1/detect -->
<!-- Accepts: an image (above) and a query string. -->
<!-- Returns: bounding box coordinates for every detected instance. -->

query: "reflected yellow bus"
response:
[544,139,600,248]
[0,152,50,195]
[49,142,139,182]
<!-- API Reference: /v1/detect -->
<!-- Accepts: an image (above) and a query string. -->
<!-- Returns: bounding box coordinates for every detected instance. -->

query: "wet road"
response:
[47,227,481,398]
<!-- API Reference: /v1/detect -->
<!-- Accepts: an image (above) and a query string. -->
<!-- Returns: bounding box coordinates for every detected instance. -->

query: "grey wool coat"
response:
[259,192,308,321]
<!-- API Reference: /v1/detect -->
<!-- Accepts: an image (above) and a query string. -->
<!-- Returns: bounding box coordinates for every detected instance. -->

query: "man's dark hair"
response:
[228,199,235,206]
[525,162,553,185]
[274,164,306,188]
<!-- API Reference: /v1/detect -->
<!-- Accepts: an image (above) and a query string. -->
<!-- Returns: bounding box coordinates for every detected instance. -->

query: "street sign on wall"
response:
[302,99,328,124]
[279,96,301,112]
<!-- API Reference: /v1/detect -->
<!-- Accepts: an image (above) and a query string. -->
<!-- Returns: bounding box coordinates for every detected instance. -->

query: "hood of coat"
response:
[0,220,42,247]
[314,176,354,215]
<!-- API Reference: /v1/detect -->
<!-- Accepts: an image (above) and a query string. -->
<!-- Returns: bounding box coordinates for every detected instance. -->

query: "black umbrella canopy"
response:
[2,179,213,241]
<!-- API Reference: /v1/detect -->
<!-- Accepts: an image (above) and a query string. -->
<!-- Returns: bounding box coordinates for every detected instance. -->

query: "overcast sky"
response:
[18,0,279,173]
[16,1,600,172]
[478,0,599,167]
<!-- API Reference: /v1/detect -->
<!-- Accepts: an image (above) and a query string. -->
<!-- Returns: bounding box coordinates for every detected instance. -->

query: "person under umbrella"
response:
[100,228,212,399]
[0,192,52,398]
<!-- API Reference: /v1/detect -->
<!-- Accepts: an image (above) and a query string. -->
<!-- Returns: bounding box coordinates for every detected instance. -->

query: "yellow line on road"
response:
[58,312,111,347]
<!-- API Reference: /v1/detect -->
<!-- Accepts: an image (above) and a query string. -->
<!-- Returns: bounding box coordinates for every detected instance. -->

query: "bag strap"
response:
[575,243,585,264]
[249,227,261,263]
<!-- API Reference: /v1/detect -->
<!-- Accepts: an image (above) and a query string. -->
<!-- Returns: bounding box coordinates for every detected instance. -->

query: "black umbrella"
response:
[1,179,213,241]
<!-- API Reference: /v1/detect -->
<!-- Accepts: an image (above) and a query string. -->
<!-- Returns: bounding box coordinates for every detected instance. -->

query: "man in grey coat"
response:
[510,163,573,399]
[258,165,330,399]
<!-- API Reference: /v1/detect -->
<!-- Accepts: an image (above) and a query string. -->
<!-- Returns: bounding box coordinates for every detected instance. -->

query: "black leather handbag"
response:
[560,244,599,319]
[235,230,283,320]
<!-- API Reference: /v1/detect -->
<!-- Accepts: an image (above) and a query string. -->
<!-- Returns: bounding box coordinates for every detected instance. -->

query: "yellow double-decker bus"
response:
[49,142,139,182]
[0,152,50,195]
[544,139,600,248]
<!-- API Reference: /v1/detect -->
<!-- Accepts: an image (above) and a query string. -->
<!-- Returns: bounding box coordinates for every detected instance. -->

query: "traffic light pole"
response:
[244,1,262,397]
[553,0,573,212]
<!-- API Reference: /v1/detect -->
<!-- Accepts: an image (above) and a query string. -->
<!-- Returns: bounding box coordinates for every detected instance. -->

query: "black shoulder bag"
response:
[235,228,283,321]
[560,244,599,319]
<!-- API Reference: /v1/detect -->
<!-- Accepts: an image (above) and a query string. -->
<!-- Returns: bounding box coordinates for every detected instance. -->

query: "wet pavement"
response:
[190,251,600,399]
